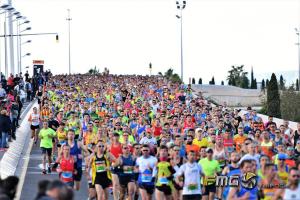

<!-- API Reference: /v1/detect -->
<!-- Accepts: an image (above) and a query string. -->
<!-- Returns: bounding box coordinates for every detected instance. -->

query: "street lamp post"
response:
[176,0,186,83]
[19,27,31,74]
[0,5,15,78]
[296,28,300,90]
[18,19,30,74]
[66,9,72,75]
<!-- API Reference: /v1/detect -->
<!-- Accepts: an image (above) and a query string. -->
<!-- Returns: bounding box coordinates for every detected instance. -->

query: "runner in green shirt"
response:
[198,147,221,200]
[39,121,57,174]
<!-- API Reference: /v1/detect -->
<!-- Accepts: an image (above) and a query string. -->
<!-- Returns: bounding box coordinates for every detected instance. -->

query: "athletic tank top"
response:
[223,165,241,199]
[60,156,74,183]
[283,185,300,200]
[261,141,273,158]
[70,141,82,168]
[213,148,226,167]
[30,113,40,126]
[155,161,173,187]
[95,154,107,174]
[275,165,289,184]
[120,155,135,176]
[261,178,280,200]
[37,91,43,97]
[110,143,122,159]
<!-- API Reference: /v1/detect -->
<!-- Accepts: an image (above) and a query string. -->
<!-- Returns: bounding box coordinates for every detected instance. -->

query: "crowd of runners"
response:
[25,74,300,200]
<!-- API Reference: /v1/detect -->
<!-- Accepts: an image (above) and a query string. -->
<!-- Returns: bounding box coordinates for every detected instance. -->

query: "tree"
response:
[296,79,299,91]
[250,67,255,89]
[227,65,249,88]
[158,72,163,76]
[261,79,265,91]
[163,68,182,83]
[192,78,195,84]
[267,73,281,118]
[279,75,285,90]
[221,80,224,85]
[253,78,257,89]
[281,88,300,121]
[87,66,100,75]
[198,78,202,84]
[209,77,215,85]
[266,79,269,87]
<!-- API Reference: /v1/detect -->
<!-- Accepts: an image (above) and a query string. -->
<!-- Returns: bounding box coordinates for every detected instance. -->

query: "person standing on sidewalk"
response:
[39,121,56,174]
[0,109,12,151]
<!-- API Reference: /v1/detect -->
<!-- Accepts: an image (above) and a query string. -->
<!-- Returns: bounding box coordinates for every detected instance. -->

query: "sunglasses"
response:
[98,145,104,148]
[278,159,285,161]
[123,147,129,150]
[292,175,300,178]
[135,147,140,150]
[245,143,250,145]
[123,135,128,137]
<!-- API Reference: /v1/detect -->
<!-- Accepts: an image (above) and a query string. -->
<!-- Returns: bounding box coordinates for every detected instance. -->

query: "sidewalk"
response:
[0,101,33,159]
[0,100,36,178]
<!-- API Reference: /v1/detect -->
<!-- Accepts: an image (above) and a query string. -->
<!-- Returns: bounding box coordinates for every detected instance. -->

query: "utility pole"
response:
[176,1,186,83]
[66,9,72,75]
[296,28,300,90]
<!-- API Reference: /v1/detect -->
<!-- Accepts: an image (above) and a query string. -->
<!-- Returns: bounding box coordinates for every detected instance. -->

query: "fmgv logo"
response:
[205,172,257,189]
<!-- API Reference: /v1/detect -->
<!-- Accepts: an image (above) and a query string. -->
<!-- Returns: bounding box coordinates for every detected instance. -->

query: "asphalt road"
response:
[19,139,89,200]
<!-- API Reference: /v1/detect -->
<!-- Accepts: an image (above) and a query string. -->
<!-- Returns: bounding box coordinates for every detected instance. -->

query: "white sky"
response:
[3,0,300,84]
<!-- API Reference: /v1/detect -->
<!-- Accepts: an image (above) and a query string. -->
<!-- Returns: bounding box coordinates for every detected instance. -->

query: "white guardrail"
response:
[0,101,37,179]
[239,110,298,130]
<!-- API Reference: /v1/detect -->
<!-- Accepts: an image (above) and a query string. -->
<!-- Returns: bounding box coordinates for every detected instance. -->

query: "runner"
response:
[28,107,41,144]
[108,132,122,200]
[113,144,136,200]
[175,150,204,200]
[274,167,300,200]
[55,144,77,188]
[135,144,157,200]
[199,147,221,200]
[154,145,176,200]
[227,159,258,200]
[87,140,115,200]
[39,121,56,174]
[67,129,88,191]
[170,145,185,200]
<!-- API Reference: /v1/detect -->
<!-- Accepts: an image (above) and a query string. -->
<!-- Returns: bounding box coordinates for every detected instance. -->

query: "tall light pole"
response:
[66,9,72,75]
[18,19,30,74]
[176,0,186,83]
[19,27,31,74]
[296,28,300,90]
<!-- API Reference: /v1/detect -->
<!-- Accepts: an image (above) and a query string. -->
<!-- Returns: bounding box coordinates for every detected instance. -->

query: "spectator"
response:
[34,180,51,200]
[0,109,12,150]
[0,176,19,200]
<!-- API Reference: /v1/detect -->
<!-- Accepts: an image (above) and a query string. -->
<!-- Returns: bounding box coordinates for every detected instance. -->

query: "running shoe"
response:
[42,169,47,174]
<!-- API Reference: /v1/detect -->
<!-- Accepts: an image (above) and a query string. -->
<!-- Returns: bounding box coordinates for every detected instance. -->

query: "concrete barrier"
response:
[192,84,262,106]
[0,101,37,179]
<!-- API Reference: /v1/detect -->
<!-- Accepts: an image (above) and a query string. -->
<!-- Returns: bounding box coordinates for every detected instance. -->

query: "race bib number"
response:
[123,166,133,174]
[159,177,169,185]
[188,183,198,191]
[141,173,152,183]
[96,163,106,172]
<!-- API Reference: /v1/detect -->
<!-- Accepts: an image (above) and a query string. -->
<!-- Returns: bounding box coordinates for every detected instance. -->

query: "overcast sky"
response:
[3,0,300,84]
